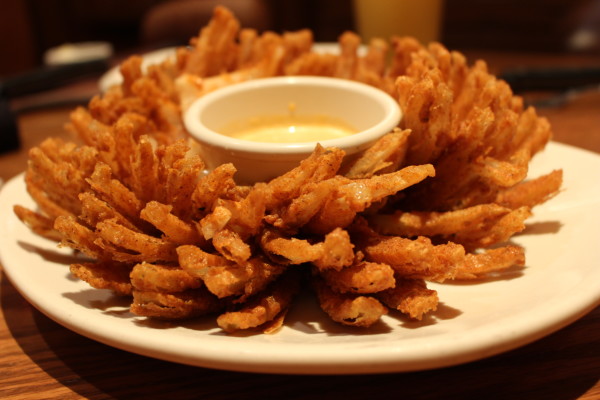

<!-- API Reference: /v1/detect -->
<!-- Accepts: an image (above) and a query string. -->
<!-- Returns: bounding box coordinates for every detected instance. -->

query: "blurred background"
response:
[1,0,599,76]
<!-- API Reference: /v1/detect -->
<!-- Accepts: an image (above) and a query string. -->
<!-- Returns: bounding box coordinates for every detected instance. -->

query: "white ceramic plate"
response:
[1,141,599,375]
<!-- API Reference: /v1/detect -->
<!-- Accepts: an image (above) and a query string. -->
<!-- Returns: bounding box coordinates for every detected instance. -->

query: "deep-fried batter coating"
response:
[140,201,203,245]
[495,170,563,209]
[306,164,435,234]
[54,215,110,260]
[192,163,237,216]
[269,177,342,230]
[131,288,222,319]
[211,228,252,264]
[395,56,553,211]
[260,227,354,270]
[216,268,302,333]
[26,138,95,217]
[13,205,62,241]
[312,276,387,327]
[70,262,133,296]
[265,145,345,210]
[352,219,464,282]
[320,260,395,294]
[359,234,465,282]
[376,277,438,320]
[80,192,141,233]
[342,129,410,179]
[368,204,532,249]
[130,262,202,292]
[211,182,269,240]
[86,163,144,225]
[177,245,286,301]
[455,245,525,280]
[95,218,178,263]
[312,228,356,271]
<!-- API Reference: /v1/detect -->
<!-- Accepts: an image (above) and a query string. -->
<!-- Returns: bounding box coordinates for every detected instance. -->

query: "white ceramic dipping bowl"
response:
[184,76,402,184]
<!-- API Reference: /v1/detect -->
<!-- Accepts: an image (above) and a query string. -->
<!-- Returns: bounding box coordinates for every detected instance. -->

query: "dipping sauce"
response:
[219,106,357,143]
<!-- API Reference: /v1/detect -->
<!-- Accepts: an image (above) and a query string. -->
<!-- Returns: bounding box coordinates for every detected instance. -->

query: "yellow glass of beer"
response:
[352,0,444,44]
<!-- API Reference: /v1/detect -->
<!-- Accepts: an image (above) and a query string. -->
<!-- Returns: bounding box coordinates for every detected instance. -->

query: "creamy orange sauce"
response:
[219,108,357,144]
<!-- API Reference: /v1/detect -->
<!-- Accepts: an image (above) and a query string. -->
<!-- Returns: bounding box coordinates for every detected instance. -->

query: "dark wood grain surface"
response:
[1,51,599,400]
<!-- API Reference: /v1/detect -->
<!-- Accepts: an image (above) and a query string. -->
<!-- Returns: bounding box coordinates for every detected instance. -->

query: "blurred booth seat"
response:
[140,0,272,46]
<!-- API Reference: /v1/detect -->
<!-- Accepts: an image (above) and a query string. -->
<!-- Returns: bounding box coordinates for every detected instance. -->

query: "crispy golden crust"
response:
[376,278,438,320]
[130,262,202,293]
[368,204,532,250]
[312,276,387,327]
[70,262,133,296]
[320,261,395,294]
[216,269,302,333]
[130,288,222,319]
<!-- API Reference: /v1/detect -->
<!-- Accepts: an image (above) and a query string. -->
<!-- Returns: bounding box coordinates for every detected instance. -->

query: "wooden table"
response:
[1,51,599,399]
